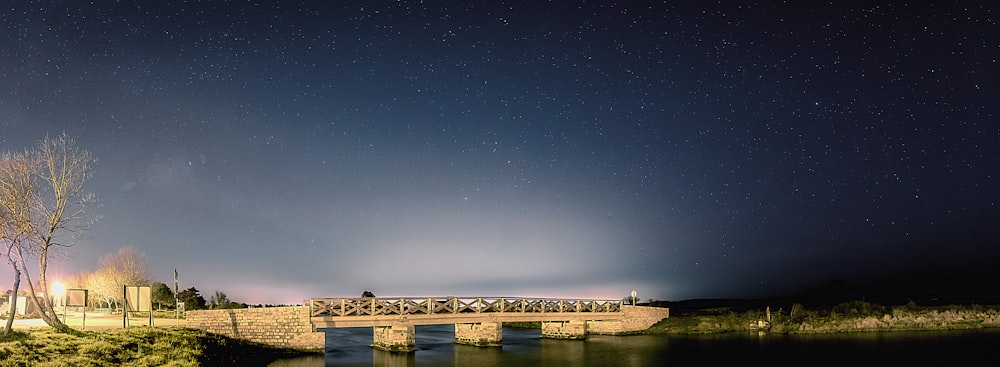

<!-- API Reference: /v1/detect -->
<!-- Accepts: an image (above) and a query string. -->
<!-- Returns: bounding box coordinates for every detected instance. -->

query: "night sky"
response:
[2,2,998,305]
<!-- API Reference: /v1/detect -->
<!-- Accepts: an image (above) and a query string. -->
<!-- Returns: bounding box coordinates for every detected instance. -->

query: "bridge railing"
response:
[309,297,624,318]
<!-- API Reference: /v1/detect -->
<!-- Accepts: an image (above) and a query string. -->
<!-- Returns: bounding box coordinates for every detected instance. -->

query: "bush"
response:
[77,340,120,364]
[788,303,808,323]
[831,300,887,318]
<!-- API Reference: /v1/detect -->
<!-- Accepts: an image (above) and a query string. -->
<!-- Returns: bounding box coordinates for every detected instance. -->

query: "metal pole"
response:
[148,288,153,327]
[83,290,88,330]
[174,269,179,320]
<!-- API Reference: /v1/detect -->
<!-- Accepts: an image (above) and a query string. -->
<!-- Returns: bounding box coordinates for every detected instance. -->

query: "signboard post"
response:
[123,286,153,327]
[65,289,89,329]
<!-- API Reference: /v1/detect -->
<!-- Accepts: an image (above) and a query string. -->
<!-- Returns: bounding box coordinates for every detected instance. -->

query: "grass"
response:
[644,301,1000,335]
[0,327,316,367]
[645,311,760,334]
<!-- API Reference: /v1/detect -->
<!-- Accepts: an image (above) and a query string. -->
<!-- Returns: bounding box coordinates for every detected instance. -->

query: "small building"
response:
[3,294,36,316]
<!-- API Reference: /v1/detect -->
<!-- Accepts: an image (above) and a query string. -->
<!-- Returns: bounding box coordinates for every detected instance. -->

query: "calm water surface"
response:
[269,326,1000,366]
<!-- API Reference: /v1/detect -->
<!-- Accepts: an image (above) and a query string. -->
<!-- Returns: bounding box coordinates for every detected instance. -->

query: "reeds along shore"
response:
[643,301,1000,334]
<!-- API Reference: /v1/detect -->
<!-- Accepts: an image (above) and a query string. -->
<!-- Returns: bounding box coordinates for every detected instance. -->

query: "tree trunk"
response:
[16,251,66,330]
[36,247,64,327]
[3,262,20,335]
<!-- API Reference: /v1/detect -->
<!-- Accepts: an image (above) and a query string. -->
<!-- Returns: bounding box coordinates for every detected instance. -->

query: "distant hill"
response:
[650,271,1000,314]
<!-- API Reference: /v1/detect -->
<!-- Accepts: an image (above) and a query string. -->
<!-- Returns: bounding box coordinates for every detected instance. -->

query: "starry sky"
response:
[1,1,998,305]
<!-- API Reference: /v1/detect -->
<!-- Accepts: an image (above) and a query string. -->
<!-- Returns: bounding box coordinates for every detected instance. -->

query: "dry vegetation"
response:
[645,301,1000,334]
[0,327,314,367]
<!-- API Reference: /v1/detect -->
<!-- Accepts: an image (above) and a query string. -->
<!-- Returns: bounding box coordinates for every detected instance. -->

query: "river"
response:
[269,325,1000,366]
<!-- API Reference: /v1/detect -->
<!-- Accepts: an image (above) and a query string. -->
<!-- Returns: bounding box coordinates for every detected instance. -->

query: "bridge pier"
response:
[372,323,416,353]
[455,321,503,347]
[541,320,587,340]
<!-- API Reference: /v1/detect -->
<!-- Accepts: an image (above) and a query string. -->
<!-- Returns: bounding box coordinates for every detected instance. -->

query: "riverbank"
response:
[643,301,1000,334]
[0,327,317,366]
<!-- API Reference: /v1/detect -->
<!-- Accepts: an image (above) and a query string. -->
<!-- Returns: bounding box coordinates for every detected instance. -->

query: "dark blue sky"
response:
[2,1,998,304]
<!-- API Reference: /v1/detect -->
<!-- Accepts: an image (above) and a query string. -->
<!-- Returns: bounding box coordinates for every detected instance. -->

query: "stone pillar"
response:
[455,322,502,347]
[186,306,325,350]
[373,323,416,352]
[541,320,587,340]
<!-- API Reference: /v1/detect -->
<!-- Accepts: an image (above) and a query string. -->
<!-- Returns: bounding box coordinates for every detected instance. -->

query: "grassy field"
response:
[0,327,315,367]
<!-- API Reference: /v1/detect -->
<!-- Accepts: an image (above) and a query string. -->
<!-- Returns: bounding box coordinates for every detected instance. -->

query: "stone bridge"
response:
[187,296,669,352]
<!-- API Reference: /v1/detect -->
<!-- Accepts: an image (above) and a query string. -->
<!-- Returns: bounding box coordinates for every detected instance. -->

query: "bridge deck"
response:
[310,297,625,328]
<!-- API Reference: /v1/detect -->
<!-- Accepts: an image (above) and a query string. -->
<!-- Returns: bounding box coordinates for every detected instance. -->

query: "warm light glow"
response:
[52,281,65,297]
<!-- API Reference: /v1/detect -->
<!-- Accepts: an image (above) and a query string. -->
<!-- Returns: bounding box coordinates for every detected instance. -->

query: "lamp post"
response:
[174,268,179,320]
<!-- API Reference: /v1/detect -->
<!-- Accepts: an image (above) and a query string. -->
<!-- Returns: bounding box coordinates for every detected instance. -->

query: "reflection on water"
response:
[451,344,503,367]
[267,355,325,367]
[371,351,414,367]
[271,326,1000,367]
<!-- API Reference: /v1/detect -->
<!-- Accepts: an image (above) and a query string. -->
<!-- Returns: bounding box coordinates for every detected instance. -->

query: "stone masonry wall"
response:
[372,323,416,352]
[186,306,325,350]
[455,322,502,346]
[588,305,670,335]
[541,320,587,339]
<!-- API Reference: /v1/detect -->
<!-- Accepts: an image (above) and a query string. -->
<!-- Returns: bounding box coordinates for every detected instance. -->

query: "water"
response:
[270,326,1000,366]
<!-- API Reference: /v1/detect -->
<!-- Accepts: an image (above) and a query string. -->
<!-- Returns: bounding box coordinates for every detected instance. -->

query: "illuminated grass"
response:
[0,327,314,367]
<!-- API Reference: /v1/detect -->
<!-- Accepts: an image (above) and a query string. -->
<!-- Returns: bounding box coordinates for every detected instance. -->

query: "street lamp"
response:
[51,281,66,321]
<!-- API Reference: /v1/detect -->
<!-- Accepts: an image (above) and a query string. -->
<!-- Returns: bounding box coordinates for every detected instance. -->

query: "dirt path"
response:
[10,312,188,330]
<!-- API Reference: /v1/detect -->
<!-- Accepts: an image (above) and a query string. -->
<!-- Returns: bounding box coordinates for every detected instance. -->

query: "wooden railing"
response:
[309,297,624,318]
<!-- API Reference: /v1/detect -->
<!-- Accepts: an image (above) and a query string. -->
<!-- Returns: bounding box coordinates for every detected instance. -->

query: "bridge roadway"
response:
[308,296,659,352]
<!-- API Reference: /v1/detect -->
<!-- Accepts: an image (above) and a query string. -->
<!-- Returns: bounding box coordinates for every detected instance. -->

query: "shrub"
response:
[832,300,887,318]
[77,340,121,364]
[788,303,808,323]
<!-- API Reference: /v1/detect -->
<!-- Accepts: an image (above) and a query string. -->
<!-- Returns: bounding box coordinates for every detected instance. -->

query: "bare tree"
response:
[0,134,97,331]
[0,151,37,335]
[87,247,151,311]
[61,272,89,290]
[99,247,151,286]
[86,269,119,311]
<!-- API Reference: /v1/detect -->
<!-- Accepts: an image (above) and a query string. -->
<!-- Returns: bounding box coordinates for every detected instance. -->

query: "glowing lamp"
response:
[52,281,66,307]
